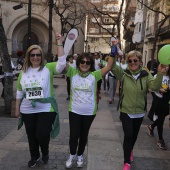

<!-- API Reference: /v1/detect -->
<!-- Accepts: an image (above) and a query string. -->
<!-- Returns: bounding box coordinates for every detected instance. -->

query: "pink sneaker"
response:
[130,150,133,162]
[123,163,131,170]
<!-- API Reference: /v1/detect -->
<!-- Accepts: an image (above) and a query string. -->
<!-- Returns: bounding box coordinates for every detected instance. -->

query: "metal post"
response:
[28,0,32,48]
[47,0,53,62]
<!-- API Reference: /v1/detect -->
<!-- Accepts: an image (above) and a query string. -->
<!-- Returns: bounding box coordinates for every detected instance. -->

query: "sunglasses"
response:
[30,53,42,57]
[80,60,91,65]
[128,59,139,63]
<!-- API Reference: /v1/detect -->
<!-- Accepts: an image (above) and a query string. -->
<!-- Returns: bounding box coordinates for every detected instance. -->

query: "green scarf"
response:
[127,66,143,75]
[78,69,91,77]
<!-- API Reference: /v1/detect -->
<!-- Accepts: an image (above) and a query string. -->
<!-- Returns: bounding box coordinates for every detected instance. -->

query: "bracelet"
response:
[57,44,63,46]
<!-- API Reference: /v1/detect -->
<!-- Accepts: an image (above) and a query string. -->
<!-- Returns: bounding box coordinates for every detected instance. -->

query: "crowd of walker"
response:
[0,33,170,170]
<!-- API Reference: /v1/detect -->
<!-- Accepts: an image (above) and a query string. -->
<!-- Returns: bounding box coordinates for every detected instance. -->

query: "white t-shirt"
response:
[67,66,102,115]
[69,62,76,69]
[95,58,101,70]
[154,75,170,98]
[16,61,63,114]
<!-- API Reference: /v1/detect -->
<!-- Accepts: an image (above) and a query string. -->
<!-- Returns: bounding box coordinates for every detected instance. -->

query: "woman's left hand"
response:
[157,64,169,74]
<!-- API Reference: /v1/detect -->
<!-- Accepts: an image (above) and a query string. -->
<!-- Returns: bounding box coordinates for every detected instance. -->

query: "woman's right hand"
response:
[55,33,63,44]
[15,109,20,118]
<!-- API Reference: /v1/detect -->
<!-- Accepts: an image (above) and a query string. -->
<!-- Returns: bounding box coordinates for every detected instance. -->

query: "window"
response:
[103,18,113,23]
[90,38,99,43]
[91,0,101,2]
[89,28,99,33]
[103,4,119,12]
[91,18,100,23]
[101,25,114,32]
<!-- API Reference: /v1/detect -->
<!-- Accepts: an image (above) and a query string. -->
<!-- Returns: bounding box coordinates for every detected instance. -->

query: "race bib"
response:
[26,87,44,99]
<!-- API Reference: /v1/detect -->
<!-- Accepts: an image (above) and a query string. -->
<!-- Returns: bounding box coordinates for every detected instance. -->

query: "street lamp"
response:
[130,22,135,32]
[13,3,23,10]
[13,0,32,49]
[47,0,53,63]
[84,40,88,52]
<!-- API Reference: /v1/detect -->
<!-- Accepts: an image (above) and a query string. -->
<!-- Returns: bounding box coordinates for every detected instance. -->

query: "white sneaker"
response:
[77,155,83,168]
[66,154,76,168]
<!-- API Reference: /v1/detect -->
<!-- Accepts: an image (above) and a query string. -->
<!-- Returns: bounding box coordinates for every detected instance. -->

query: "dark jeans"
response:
[69,112,95,156]
[150,92,169,140]
[120,112,143,164]
[66,77,70,96]
[22,112,56,160]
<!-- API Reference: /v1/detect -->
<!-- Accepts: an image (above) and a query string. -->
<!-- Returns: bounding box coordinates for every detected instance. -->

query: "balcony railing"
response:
[145,25,155,38]
[159,24,170,34]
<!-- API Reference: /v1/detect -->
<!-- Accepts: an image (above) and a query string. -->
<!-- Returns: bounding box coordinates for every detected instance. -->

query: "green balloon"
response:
[158,45,170,65]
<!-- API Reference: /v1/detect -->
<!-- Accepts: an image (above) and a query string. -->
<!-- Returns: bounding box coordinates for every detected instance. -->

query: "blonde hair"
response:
[126,50,142,62]
[22,45,45,72]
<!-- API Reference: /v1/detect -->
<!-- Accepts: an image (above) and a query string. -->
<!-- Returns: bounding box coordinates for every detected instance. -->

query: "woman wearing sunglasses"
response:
[111,50,167,170]
[15,33,66,168]
[64,52,115,168]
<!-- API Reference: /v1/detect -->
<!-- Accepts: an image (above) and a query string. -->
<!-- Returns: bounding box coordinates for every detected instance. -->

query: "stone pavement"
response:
[0,77,170,170]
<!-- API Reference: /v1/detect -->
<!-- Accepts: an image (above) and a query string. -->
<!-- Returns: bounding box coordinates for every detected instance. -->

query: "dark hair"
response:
[67,55,73,61]
[17,50,24,57]
[76,53,95,72]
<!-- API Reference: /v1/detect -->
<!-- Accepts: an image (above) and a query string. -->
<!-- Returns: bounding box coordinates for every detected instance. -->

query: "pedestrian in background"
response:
[147,64,170,150]
[94,52,102,102]
[147,59,159,121]
[16,50,24,71]
[64,51,115,168]
[111,50,166,170]
[66,55,76,100]
[15,33,66,168]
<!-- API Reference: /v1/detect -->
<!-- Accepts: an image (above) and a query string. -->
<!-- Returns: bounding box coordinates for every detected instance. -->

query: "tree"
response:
[87,0,125,47]
[0,8,13,114]
[53,0,87,54]
[137,0,170,70]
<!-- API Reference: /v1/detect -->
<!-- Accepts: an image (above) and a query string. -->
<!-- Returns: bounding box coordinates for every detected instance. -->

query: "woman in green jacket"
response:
[112,50,167,170]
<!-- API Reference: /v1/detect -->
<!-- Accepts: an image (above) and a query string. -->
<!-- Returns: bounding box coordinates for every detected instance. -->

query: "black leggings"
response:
[120,112,143,164]
[69,112,95,156]
[22,112,56,160]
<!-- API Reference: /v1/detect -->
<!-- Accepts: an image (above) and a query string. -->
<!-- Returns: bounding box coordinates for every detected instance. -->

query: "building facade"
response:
[85,0,124,54]
[0,0,85,59]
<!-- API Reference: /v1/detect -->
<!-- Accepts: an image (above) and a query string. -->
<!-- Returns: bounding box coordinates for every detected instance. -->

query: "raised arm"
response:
[55,33,67,73]
[101,56,114,77]
[55,33,69,72]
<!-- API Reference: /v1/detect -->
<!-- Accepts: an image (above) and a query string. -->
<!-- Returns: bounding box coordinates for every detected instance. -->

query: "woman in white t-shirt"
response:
[15,33,66,168]
[64,52,115,168]
[147,65,170,150]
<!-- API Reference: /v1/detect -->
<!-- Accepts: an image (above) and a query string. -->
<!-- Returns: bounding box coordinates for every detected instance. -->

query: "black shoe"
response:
[157,139,167,150]
[42,155,49,164]
[28,157,40,168]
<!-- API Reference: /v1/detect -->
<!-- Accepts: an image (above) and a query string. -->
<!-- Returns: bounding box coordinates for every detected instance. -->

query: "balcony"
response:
[145,25,155,39]
[159,24,170,40]
[159,24,170,34]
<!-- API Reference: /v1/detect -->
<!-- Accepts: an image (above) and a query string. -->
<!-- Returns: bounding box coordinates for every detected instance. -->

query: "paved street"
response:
[0,77,170,170]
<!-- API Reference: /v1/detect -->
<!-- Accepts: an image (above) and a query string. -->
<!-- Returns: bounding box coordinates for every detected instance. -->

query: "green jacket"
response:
[112,63,163,114]
[18,95,60,139]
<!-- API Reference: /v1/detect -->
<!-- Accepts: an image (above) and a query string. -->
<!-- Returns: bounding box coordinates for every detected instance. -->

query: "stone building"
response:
[0,0,85,60]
